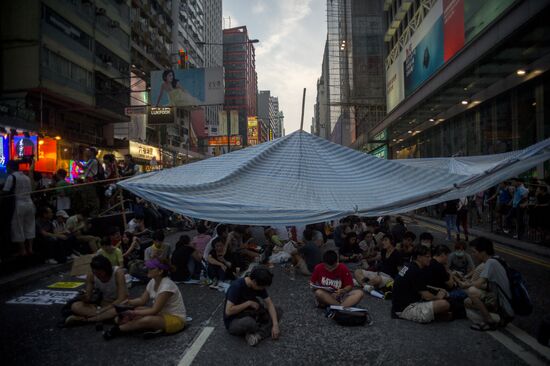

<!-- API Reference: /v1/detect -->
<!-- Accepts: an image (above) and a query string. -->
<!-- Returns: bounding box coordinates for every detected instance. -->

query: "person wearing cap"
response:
[53,210,70,235]
[103,258,187,340]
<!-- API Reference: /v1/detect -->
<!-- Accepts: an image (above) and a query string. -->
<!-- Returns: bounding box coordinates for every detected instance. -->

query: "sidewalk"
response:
[412,215,550,259]
[0,228,189,294]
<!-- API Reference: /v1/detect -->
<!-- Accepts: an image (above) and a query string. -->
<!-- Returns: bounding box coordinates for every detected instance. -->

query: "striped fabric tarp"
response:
[118,131,550,225]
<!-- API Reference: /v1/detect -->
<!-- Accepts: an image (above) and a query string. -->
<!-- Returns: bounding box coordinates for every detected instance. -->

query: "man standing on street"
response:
[505,178,529,239]
[224,266,281,346]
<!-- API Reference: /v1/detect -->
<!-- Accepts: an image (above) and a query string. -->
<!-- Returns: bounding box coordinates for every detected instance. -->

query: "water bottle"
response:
[289,265,296,280]
[199,270,207,285]
[369,289,384,299]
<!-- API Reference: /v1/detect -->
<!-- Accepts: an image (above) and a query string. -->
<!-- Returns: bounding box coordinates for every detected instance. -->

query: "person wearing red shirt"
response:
[310,250,364,308]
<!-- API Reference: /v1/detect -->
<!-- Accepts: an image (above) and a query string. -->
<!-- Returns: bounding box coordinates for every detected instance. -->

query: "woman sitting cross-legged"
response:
[103,258,187,340]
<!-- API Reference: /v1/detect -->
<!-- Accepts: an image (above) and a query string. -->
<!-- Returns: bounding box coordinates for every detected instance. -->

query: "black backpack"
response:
[493,257,533,316]
[331,308,373,326]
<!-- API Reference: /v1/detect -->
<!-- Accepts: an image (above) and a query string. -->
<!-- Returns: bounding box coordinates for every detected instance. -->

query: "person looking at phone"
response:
[224,266,282,347]
[103,258,187,340]
[65,255,127,326]
[310,250,364,308]
[391,245,451,323]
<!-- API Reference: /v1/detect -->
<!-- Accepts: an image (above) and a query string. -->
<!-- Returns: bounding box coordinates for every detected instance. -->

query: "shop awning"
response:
[118,131,550,225]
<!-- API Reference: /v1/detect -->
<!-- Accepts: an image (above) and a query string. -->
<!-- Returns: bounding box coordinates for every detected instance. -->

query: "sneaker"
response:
[143,329,163,340]
[503,229,510,234]
[46,259,58,265]
[245,332,262,346]
[64,315,86,327]
[324,308,336,319]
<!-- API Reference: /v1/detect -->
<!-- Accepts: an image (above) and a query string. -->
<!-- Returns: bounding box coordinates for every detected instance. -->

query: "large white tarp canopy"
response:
[119,131,550,225]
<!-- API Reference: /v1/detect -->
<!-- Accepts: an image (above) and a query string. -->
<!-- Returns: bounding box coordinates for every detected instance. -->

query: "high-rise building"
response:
[203,0,223,137]
[325,0,386,148]
[1,0,132,148]
[223,26,257,147]
[376,0,550,177]
[258,91,282,141]
[313,40,330,139]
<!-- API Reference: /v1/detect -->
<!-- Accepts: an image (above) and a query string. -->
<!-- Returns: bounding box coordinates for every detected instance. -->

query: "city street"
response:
[1,221,549,366]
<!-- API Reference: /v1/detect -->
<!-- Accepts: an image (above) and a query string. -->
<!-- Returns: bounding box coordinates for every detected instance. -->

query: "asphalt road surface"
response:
[1,222,549,366]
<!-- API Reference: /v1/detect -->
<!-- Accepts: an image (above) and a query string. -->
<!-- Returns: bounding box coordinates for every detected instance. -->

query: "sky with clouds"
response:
[222,0,326,134]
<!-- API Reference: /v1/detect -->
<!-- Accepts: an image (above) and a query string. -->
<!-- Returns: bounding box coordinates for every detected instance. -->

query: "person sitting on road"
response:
[224,266,281,347]
[339,232,362,262]
[103,258,187,340]
[333,218,352,248]
[171,235,203,282]
[226,225,260,269]
[207,237,235,282]
[65,208,100,253]
[202,224,229,262]
[419,232,434,250]
[121,231,141,268]
[448,241,475,276]
[425,245,468,302]
[311,250,365,308]
[390,216,407,244]
[354,234,402,292]
[358,230,378,263]
[97,236,124,267]
[298,227,323,273]
[144,230,171,261]
[127,214,148,236]
[391,245,451,323]
[397,231,416,263]
[463,237,514,331]
[65,255,127,326]
[191,223,212,257]
[36,206,74,264]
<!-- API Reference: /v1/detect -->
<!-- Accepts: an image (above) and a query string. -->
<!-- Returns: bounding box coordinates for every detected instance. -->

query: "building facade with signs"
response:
[375,0,550,178]
[223,26,258,147]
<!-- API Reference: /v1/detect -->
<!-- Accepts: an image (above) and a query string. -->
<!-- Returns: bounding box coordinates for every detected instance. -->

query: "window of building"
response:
[41,47,93,90]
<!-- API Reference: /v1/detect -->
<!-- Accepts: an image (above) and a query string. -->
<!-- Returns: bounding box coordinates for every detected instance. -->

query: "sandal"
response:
[470,322,497,331]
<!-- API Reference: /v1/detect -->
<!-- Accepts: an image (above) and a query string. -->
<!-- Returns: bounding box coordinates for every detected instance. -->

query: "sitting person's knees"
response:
[70,301,83,312]
[314,289,325,297]
[466,286,480,298]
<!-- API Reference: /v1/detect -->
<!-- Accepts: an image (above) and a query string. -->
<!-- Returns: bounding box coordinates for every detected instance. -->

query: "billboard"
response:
[0,135,8,171]
[386,0,515,111]
[218,110,240,135]
[12,135,37,159]
[247,117,258,146]
[151,67,224,107]
[35,138,57,173]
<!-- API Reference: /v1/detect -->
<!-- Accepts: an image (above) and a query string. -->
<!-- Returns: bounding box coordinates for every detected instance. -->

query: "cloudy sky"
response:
[222,0,326,134]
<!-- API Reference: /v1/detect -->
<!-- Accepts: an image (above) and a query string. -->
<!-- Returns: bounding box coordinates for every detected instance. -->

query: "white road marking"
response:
[489,330,547,366]
[506,323,550,362]
[177,326,215,366]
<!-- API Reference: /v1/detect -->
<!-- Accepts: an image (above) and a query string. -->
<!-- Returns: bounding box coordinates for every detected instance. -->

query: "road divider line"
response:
[506,324,550,362]
[489,330,547,366]
[178,326,214,366]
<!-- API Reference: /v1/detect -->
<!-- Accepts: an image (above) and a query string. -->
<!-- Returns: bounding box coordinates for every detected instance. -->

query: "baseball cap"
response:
[56,210,69,219]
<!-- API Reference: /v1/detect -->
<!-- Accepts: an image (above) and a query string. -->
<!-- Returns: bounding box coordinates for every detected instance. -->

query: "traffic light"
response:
[178,49,189,69]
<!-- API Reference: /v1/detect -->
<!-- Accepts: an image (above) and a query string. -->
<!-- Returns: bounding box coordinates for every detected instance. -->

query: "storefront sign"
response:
[148,107,174,125]
[11,135,37,159]
[34,138,57,173]
[129,141,160,161]
[208,135,242,147]
[0,135,8,170]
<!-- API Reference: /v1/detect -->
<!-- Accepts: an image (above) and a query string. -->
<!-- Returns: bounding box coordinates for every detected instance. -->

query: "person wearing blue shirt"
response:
[505,178,529,239]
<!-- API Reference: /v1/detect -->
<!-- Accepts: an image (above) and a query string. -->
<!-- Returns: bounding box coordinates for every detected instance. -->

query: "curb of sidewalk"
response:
[0,262,72,295]
[412,215,550,259]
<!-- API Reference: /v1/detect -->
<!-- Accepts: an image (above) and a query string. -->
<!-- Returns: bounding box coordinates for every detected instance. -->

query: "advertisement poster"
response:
[151,67,224,107]
[404,16,444,97]
[35,138,57,173]
[0,135,8,171]
[247,117,258,146]
[12,135,37,159]
[386,0,515,112]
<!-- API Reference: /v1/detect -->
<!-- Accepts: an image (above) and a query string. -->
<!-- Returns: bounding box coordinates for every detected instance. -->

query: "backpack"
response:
[330,307,373,326]
[493,257,533,316]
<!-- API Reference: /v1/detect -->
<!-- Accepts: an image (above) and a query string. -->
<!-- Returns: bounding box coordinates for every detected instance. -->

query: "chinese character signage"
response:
[129,141,160,161]
[0,135,8,171]
[247,117,259,146]
[208,135,242,147]
[12,135,37,159]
